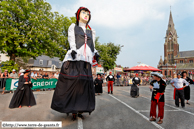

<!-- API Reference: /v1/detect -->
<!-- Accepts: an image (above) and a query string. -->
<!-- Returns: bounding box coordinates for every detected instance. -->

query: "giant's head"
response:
[75,7,91,26]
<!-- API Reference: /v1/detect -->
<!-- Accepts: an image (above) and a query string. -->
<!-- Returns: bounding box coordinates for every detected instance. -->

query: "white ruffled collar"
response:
[79,22,86,28]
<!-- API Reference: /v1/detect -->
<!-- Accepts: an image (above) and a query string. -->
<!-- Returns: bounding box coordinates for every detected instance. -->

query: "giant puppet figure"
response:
[51,7,100,120]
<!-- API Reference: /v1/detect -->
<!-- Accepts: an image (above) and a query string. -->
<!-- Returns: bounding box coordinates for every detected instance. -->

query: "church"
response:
[158,11,194,79]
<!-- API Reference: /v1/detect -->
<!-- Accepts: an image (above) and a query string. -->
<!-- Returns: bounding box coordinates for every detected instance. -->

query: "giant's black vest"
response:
[74,25,94,52]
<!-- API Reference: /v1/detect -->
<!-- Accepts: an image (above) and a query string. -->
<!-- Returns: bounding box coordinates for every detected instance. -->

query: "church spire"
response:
[164,9,179,65]
[166,10,177,37]
[168,10,174,30]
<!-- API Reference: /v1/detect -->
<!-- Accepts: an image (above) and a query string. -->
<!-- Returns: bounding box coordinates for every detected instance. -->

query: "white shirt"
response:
[170,78,189,89]
[109,75,113,79]
[31,72,37,78]
[63,23,98,64]
[153,82,160,89]
[54,73,59,78]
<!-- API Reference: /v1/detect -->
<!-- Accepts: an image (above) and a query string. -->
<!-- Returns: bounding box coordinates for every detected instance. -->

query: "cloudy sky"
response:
[46,0,194,68]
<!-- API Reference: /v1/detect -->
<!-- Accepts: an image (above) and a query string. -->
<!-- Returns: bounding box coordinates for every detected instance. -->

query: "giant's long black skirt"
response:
[51,61,95,114]
[184,86,190,100]
[9,84,36,108]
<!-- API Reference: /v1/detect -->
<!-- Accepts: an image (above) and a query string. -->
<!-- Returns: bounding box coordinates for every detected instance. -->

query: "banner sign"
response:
[114,67,123,72]
[5,78,58,90]
[96,67,104,74]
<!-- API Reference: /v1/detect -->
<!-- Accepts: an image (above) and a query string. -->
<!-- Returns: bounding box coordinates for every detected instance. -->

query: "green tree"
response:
[0,0,66,61]
[0,60,19,73]
[50,13,76,60]
[95,37,121,71]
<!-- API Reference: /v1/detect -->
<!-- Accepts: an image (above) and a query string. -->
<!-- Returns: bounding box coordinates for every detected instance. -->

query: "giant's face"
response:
[79,10,90,24]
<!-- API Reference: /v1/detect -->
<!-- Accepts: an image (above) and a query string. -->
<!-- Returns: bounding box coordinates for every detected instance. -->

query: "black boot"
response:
[111,91,113,94]
[78,113,84,120]
[108,92,110,94]
[72,113,77,121]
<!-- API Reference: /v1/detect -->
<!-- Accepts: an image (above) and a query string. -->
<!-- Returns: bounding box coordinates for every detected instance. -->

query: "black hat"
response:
[24,69,30,73]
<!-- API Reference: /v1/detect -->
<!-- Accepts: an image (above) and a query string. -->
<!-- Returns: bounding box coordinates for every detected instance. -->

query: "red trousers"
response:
[108,81,113,92]
[150,100,164,119]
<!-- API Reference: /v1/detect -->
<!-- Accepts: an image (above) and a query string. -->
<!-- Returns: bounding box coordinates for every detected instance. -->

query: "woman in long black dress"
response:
[9,70,36,108]
[182,71,193,105]
[94,74,103,95]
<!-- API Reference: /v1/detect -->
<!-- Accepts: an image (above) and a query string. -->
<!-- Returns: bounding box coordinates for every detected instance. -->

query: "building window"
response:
[39,60,43,65]
[165,71,167,76]
[170,71,171,76]
[180,60,183,63]
[189,60,193,63]
[51,65,56,70]
[48,60,52,65]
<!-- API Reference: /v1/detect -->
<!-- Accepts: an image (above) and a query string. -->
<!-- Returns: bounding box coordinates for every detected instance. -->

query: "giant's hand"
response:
[95,53,100,63]
[71,50,77,60]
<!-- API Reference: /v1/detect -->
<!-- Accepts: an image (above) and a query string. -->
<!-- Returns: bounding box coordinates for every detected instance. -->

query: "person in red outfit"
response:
[106,72,115,94]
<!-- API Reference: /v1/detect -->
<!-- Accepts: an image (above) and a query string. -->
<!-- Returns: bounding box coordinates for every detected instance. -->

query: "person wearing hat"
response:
[181,71,193,105]
[9,69,36,108]
[149,72,166,124]
[19,69,25,76]
[10,69,18,79]
[170,72,189,108]
[94,74,103,95]
[51,7,99,121]
[106,71,115,94]
[131,73,141,97]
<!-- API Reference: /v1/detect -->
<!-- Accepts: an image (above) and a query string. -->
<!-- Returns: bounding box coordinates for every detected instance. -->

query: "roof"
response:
[177,63,194,70]
[176,50,194,58]
[28,55,62,68]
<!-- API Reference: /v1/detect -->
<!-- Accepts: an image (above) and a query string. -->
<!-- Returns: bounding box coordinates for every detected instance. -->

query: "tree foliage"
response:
[0,0,120,71]
[0,0,74,62]
[95,37,121,71]
[0,60,19,72]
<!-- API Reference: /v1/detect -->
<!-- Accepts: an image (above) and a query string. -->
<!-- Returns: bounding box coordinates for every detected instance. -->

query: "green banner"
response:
[31,78,58,90]
[5,78,58,90]
[5,78,12,90]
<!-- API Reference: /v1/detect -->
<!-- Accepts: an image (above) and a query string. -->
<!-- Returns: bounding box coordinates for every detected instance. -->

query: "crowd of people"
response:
[0,69,59,94]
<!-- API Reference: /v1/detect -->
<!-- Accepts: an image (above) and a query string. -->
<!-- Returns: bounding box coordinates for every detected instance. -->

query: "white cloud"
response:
[51,0,177,29]
[48,0,194,68]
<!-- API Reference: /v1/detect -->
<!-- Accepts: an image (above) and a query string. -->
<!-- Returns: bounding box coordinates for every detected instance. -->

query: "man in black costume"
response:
[149,72,166,124]
[131,73,141,97]
[51,7,100,121]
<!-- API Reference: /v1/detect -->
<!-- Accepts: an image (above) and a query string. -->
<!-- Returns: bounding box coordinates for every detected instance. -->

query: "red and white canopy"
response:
[125,63,161,71]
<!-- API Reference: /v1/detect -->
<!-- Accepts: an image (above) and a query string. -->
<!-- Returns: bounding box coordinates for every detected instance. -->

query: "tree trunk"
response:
[10,53,16,62]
